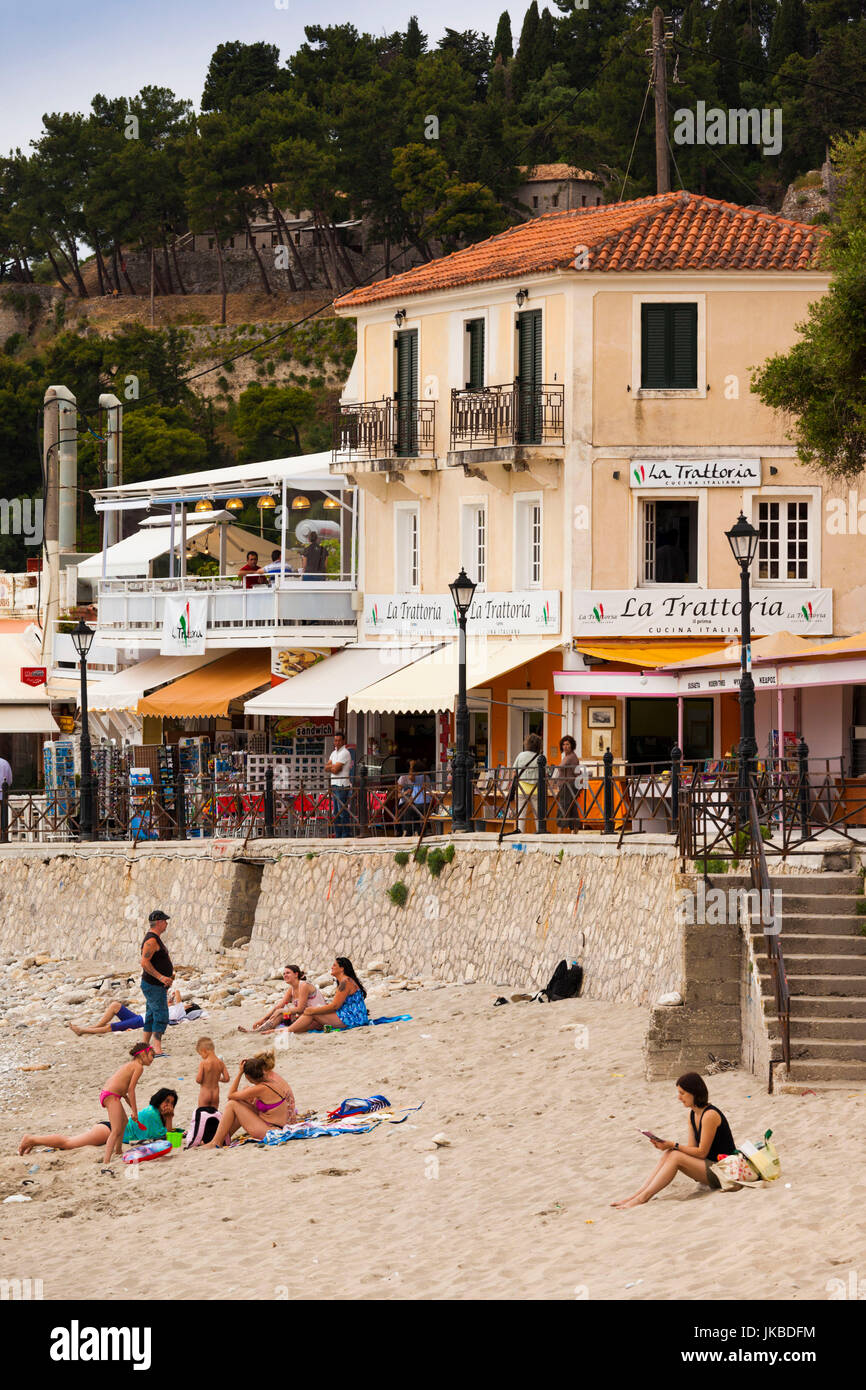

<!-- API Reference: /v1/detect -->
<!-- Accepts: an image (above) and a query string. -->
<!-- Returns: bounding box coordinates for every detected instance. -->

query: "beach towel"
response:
[255,1102,423,1146]
[315,1014,412,1034]
[371,1014,413,1025]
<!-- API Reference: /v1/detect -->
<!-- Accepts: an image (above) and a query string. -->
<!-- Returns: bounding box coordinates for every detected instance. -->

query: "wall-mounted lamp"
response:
[515,288,530,307]
[394,309,407,327]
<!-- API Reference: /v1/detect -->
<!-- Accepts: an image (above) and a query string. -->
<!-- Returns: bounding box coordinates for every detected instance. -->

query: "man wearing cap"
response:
[141,911,174,1057]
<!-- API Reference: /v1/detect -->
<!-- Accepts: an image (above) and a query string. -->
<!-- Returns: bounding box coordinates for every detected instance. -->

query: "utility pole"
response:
[652,6,670,195]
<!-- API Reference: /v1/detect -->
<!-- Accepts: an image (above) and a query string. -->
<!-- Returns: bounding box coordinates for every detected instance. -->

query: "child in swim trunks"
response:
[98,1043,154,1165]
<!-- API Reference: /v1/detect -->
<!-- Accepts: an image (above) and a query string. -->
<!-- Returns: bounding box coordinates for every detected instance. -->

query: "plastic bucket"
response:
[166,1130,183,1148]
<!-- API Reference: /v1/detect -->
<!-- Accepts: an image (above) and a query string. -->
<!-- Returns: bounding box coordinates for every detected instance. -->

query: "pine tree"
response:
[709,0,741,105]
[512,1,540,98]
[404,16,427,60]
[493,11,514,61]
[768,0,809,72]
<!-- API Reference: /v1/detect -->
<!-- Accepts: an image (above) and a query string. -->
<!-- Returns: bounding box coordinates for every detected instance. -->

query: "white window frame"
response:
[513,492,543,590]
[507,689,547,764]
[745,486,820,587]
[633,489,707,588]
[460,499,488,591]
[394,502,420,593]
[631,292,707,399]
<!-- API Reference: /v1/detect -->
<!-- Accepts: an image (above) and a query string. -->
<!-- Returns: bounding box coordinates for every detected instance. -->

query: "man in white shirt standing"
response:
[326,731,353,839]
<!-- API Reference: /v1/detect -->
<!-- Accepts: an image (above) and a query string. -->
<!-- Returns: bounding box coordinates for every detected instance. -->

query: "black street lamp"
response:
[71,617,96,841]
[725,512,760,799]
[448,568,477,833]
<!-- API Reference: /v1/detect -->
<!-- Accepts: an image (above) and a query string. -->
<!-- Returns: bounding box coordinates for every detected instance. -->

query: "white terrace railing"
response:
[96,574,359,637]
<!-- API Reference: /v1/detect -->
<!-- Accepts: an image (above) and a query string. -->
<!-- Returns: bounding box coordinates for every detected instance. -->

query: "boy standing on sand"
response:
[195,1037,229,1109]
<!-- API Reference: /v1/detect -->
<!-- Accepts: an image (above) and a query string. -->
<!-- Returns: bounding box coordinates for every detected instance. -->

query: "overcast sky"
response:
[2,0,518,154]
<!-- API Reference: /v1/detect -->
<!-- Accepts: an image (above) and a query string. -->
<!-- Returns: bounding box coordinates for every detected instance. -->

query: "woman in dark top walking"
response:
[612,1071,736,1208]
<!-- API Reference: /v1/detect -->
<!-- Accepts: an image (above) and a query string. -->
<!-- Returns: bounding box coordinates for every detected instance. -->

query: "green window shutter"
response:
[395,329,418,455]
[517,309,542,443]
[670,304,697,389]
[466,319,485,389]
[640,304,697,389]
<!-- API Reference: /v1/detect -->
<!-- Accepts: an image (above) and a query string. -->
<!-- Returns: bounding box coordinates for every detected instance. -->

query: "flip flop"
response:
[493,997,509,1007]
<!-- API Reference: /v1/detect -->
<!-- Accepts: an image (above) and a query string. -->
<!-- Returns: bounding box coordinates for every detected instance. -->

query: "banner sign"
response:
[573,588,832,636]
[160,595,207,655]
[20,666,47,687]
[629,459,762,488]
[364,590,560,637]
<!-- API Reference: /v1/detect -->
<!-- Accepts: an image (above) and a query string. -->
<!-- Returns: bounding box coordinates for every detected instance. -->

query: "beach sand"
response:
[2,984,864,1301]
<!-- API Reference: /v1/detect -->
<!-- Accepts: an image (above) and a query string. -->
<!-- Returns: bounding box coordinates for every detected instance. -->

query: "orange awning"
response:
[137,650,272,718]
[573,638,731,668]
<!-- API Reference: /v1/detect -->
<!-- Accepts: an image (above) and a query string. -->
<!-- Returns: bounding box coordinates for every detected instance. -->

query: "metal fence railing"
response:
[449,382,565,450]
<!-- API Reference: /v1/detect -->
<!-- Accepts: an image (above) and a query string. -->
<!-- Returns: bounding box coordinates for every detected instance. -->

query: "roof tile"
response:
[335,193,828,309]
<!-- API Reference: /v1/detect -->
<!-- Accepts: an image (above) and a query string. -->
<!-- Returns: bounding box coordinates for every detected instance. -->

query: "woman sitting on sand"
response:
[284,957,369,1034]
[19,1087,178,1157]
[202,1050,297,1147]
[239,965,326,1034]
[612,1071,736,1208]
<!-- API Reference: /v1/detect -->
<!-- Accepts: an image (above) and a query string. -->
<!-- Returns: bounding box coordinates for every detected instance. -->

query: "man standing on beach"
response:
[140,911,174,1057]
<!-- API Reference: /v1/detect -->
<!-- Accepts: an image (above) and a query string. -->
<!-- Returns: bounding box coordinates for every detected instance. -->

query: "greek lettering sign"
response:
[573,588,832,636]
[160,595,207,655]
[629,459,762,488]
[364,590,560,637]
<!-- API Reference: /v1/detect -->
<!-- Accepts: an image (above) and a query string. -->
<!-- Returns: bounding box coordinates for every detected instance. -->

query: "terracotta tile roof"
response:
[335,192,828,309]
[519,163,600,183]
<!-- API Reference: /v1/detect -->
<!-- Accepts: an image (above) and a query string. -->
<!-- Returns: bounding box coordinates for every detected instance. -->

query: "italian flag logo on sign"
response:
[633,465,645,485]
[592,603,604,622]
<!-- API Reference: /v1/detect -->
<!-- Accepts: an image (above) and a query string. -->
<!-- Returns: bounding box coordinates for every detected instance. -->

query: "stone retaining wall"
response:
[0,837,683,1005]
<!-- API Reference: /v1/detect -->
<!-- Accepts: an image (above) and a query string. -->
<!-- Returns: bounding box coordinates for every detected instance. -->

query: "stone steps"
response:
[756,930,866,954]
[759,952,866,975]
[784,1058,866,1082]
[785,1016,866,1040]
[750,914,865,937]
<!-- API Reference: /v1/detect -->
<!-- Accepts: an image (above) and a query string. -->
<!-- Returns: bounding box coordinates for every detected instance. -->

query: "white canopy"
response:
[92,452,342,511]
[244,645,434,718]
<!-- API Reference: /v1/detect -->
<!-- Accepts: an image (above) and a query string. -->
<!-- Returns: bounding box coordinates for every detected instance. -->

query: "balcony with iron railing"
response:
[332,398,436,471]
[95,570,359,648]
[447,382,565,468]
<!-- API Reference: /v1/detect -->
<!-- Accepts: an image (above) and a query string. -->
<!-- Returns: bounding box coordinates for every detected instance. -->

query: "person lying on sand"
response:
[201,1050,297,1148]
[612,1071,736,1208]
[68,990,202,1038]
[283,957,369,1033]
[18,1087,177,1157]
[239,964,326,1033]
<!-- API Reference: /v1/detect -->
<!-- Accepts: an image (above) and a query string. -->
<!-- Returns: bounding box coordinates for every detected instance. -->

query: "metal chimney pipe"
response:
[98,393,122,549]
[47,385,78,552]
[42,386,75,676]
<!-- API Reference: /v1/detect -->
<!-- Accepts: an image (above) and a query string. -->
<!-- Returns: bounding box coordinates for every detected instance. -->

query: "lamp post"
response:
[71,617,96,841]
[448,568,477,833]
[725,512,760,801]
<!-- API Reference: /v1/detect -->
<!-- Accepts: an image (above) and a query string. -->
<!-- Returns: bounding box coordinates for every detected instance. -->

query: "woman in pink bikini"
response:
[97,1042,154,1165]
[201,1050,296,1148]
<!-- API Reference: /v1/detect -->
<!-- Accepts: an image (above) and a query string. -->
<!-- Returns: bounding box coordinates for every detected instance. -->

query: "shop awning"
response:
[138,650,272,718]
[0,633,52,702]
[0,704,59,733]
[77,519,264,579]
[88,652,227,713]
[349,637,563,714]
[661,630,827,671]
[244,645,435,718]
[573,638,731,667]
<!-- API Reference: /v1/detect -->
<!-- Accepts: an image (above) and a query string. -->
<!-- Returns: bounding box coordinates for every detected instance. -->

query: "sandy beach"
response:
[1,964,864,1302]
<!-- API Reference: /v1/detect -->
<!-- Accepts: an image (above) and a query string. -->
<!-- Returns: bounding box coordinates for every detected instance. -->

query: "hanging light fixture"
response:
[322,496,340,510]
[291,495,311,510]
[225,497,244,512]
[194,498,214,512]
[257,495,277,511]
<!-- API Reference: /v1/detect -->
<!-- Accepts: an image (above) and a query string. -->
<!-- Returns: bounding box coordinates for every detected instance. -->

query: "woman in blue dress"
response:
[285,957,369,1033]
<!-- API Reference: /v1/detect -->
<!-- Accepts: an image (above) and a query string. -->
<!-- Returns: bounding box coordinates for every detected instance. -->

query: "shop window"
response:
[755,499,810,582]
[640,303,698,389]
[642,498,698,584]
[461,503,487,590]
[514,496,542,589]
[394,504,419,592]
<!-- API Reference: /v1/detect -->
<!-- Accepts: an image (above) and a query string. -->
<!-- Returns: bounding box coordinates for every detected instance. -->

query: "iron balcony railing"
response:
[450,382,565,450]
[333,398,436,463]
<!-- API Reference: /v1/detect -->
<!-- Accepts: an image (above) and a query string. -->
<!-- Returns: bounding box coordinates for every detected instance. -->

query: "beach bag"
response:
[739,1130,781,1181]
[516,752,541,797]
[183,1107,221,1149]
[541,959,584,1002]
[711,1152,760,1189]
